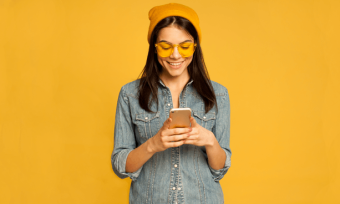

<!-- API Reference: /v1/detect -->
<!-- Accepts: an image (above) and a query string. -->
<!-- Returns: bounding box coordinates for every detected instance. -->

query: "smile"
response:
[167,61,184,66]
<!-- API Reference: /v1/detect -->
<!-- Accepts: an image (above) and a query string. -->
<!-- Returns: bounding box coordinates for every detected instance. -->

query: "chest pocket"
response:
[193,110,216,131]
[135,111,160,139]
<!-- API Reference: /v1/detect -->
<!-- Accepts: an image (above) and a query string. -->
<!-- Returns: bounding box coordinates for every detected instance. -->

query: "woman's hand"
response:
[147,118,192,154]
[184,116,227,170]
[183,117,216,147]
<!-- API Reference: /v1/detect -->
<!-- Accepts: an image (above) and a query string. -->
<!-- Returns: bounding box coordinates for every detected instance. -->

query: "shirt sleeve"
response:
[209,87,232,182]
[111,86,142,181]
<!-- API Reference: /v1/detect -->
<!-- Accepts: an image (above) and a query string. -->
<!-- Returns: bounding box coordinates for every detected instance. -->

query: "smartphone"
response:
[169,108,192,129]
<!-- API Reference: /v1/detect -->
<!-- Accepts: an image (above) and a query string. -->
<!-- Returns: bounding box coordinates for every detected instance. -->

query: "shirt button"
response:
[172,187,176,190]
[145,117,148,120]
[203,116,206,119]
[178,187,181,190]
[174,164,178,168]
[168,103,171,106]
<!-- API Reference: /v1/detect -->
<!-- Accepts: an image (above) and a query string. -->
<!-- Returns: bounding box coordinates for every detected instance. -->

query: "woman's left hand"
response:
[183,116,215,147]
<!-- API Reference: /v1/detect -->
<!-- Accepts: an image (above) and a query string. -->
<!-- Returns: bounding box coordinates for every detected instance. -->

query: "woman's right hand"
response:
[147,118,192,154]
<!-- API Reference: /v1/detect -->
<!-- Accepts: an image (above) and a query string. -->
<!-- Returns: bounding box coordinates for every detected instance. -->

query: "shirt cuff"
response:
[208,149,231,182]
[112,149,143,182]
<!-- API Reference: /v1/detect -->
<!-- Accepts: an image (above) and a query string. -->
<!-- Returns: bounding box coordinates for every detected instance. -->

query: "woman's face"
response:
[156,25,195,79]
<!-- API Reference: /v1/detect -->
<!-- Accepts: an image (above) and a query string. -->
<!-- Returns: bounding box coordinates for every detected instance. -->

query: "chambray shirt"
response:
[111,79,231,204]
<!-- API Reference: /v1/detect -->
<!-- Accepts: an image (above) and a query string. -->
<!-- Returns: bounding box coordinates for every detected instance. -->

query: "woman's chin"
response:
[165,68,187,77]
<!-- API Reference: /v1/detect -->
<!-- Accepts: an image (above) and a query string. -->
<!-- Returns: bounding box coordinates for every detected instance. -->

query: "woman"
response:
[111,3,231,204]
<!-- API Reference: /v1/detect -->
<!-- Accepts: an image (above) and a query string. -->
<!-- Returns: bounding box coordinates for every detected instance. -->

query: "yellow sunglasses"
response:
[155,41,197,58]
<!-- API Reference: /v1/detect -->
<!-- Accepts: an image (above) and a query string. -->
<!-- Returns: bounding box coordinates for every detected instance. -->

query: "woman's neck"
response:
[159,71,190,93]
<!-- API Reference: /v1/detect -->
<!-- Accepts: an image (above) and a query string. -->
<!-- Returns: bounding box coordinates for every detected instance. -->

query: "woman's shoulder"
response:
[209,80,229,96]
[119,79,141,99]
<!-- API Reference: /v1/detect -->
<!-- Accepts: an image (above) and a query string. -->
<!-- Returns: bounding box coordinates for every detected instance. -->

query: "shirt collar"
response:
[158,79,194,88]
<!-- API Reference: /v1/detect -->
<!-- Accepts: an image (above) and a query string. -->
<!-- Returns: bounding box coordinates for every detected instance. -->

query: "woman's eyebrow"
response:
[159,40,193,44]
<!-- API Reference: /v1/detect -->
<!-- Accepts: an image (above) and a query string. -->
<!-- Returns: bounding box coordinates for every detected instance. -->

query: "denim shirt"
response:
[111,79,231,204]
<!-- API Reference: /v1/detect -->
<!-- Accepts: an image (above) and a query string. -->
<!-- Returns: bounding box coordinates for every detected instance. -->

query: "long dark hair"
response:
[138,16,217,114]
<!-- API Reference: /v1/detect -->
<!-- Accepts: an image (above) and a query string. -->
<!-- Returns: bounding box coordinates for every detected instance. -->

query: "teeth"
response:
[168,61,183,65]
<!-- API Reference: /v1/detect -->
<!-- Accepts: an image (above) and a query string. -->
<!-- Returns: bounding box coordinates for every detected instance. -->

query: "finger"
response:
[167,127,192,136]
[183,139,196,145]
[185,135,199,140]
[162,118,172,130]
[163,133,190,142]
[190,117,198,127]
[165,140,184,148]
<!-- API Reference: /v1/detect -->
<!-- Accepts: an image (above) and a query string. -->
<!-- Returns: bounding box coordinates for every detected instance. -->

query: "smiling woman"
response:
[111,3,232,204]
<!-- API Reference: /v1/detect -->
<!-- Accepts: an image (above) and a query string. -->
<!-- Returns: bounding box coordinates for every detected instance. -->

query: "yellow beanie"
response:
[147,3,202,44]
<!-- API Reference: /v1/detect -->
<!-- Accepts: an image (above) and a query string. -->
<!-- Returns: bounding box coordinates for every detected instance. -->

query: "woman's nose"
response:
[170,46,181,59]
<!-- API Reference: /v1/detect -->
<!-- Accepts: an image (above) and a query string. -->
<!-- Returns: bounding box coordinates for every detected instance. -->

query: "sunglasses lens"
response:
[178,43,196,57]
[156,42,173,57]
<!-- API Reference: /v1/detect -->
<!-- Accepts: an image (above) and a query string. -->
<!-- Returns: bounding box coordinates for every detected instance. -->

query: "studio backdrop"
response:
[0,0,339,203]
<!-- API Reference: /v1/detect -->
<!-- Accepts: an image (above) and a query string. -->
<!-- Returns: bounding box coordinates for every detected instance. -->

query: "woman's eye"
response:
[161,47,171,50]
[181,47,189,49]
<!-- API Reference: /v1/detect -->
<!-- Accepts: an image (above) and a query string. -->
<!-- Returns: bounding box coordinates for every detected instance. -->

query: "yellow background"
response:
[0,0,339,203]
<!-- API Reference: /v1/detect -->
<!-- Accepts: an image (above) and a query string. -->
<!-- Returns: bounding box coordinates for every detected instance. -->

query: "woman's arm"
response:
[125,118,192,173]
[125,139,155,173]
[183,117,227,170]
[183,87,231,176]
[113,87,193,177]
[204,131,227,170]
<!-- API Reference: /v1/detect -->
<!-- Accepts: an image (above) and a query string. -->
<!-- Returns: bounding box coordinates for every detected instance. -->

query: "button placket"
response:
[165,82,189,204]
[165,87,179,203]
[166,89,173,117]
[165,89,171,118]
[169,146,180,203]
[168,148,176,202]
[179,84,187,109]
[173,145,181,203]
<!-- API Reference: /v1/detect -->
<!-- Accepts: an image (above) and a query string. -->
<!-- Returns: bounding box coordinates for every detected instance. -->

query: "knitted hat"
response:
[147,3,201,44]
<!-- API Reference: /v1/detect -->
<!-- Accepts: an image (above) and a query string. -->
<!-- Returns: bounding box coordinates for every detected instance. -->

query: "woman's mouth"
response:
[167,61,184,69]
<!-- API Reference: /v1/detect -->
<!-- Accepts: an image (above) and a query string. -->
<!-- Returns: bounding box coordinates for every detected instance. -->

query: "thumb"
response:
[163,117,172,129]
[190,116,197,127]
